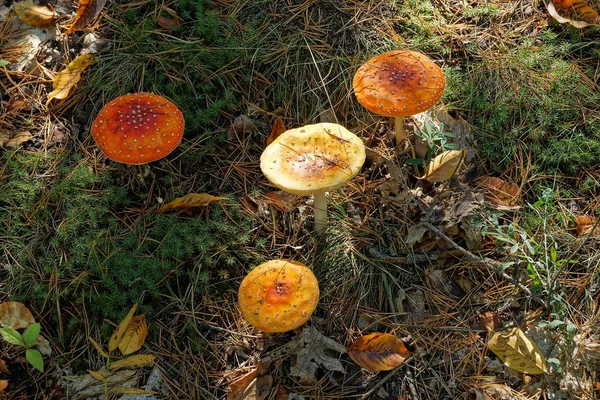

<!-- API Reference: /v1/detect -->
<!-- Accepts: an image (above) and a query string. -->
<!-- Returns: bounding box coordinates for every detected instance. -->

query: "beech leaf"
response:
[0,301,35,329]
[347,333,411,371]
[419,150,467,183]
[159,193,226,213]
[547,0,598,28]
[267,117,286,145]
[108,303,138,352]
[14,0,55,28]
[46,54,96,106]
[67,0,108,34]
[487,327,548,375]
[118,315,147,355]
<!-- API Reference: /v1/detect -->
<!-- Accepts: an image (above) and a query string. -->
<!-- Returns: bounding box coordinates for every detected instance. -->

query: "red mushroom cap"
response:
[353,50,445,117]
[91,93,184,164]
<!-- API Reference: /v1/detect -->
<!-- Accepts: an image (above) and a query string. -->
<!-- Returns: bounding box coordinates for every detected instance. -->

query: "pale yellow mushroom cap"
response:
[260,123,366,196]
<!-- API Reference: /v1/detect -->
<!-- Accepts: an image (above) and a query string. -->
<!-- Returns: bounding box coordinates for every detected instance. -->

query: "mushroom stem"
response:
[313,192,327,232]
[394,116,407,143]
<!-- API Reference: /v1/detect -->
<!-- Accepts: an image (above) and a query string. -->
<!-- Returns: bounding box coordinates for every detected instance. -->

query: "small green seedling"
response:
[0,323,44,372]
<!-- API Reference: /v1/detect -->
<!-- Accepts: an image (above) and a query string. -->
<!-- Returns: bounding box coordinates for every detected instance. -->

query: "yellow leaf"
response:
[419,150,467,183]
[0,301,35,329]
[547,0,598,28]
[159,193,226,213]
[347,333,411,371]
[487,327,548,375]
[88,369,106,381]
[108,303,138,352]
[46,54,96,106]
[109,354,156,371]
[118,315,147,356]
[0,380,7,393]
[109,387,159,395]
[89,336,111,358]
[67,0,108,34]
[14,0,55,28]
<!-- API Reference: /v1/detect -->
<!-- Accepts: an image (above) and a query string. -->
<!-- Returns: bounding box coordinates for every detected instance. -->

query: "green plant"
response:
[0,323,44,372]
[408,120,459,165]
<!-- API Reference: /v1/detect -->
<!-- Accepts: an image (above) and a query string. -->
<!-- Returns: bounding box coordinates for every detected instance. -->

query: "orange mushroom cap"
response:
[238,259,319,333]
[91,93,184,164]
[353,50,445,117]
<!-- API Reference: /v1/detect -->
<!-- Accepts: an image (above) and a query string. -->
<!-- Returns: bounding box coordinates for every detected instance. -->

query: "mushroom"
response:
[353,49,445,143]
[91,92,184,164]
[260,122,366,232]
[238,259,319,333]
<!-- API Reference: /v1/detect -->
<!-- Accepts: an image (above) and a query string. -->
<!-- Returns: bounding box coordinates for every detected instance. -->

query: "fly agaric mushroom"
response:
[260,122,365,232]
[92,93,184,164]
[353,50,445,143]
[238,259,319,333]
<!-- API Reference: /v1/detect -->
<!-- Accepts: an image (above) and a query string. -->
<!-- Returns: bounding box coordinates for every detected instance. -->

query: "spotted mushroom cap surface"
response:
[353,50,445,117]
[260,123,366,196]
[238,259,319,333]
[91,93,184,164]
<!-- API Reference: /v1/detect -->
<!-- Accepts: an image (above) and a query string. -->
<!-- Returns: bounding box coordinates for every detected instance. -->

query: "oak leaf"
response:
[108,303,138,352]
[419,150,467,183]
[487,327,548,375]
[14,0,55,28]
[46,54,96,106]
[548,0,598,28]
[267,117,286,145]
[575,215,600,235]
[109,354,155,370]
[347,333,411,371]
[159,193,226,213]
[118,315,147,355]
[476,177,520,209]
[0,301,35,329]
[67,0,108,34]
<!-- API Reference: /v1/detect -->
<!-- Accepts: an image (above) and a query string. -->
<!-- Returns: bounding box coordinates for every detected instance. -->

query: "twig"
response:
[369,248,465,264]
[422,222,549,310]
[360,356,413,399]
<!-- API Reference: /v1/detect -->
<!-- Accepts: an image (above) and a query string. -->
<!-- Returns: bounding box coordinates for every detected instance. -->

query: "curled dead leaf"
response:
[267,117,286,145]
[0,301,35,329]
[575,215,600,235]
[67,0,108,34]
[419,150,467,183]
[227,364,273,400]
[476,176,520,209]
[547,0,598,28]
[487,327,548,375]
[46,54,96,106]
[159,193,226,213]
[157,15,182,30]
[118,315,147,356]
[2,131,32,148]
[109,303,138,352]
[14,0,55,27]
[347,333,411,371]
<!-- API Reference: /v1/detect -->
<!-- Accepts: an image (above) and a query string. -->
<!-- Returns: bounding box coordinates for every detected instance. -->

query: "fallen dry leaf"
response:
[67,0,108,34]
[89,337,110,358]
[109,354,155,371]
[118,314,147,356]
[0,301,35,329]
[227,114,255,142]
[88,369,106,381]
[0,380,7,393]
[46,54,96,106]
[476,176,520,209]
[419,150,467,183]
[267,117,286,145]
[487,327,548,375]
[347,333,411,371]
[227,364,273,400]
[109,387,159,395]
[14,0,55,27]
[157,15,182,30]
[479,312,499,332]
[263,191,301,212]
[547,0,598,28]
[159,193,226,213]
[2,131,32,148]
[575,215,600,235]
[0,359,8,374]
[109,303,138,352]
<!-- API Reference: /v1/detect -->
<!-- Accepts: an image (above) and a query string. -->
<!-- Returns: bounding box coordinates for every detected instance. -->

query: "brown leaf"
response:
[118,315,147,355]
[0,380,7,393]
[157,15,182,30]
[3,131,32,148]
[109,303,138,352]
[548,0,598,28]
[263,191,301,212]
[227,366,273,400]
[0,301,35,329]
[67,0,108,34]
[267,117,286,145]
[475,176,520,208]
[7,99,28,113]
[46,54,96,106]
[159,193,226,213]
[575,215,600,235]
[419,150,467,183]
[487,327,548,375]
[347,333,411,371]
[14,0,55,27]
[478,312,499,332]
[0,359,9,374]
[109,354,155,371]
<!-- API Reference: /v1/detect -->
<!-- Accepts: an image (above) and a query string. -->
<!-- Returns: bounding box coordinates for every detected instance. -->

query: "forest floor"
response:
[1,0,600,399]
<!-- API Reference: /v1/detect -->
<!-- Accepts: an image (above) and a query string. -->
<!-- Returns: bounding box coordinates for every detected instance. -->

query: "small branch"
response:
[361,356,413,399]
[422,222,548,310]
